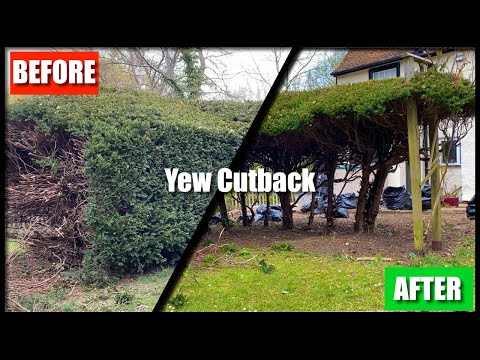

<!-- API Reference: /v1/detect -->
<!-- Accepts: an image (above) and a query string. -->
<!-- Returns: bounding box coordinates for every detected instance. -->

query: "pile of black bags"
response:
[466,195,475,220]
[253,204,283,222]
[382,185,432,211]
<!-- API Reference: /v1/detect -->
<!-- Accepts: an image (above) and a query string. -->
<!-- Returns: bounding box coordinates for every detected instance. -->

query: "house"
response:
[330,49,475,202]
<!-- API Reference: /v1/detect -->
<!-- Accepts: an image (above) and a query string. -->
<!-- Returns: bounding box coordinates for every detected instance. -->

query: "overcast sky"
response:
[200,48,290,100]
[5,47,292,100]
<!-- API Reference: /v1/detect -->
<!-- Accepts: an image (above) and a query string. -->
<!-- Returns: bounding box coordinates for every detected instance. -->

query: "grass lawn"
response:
[6,238,27,256]
[7,235,173,312]
[168,236,475,312]
[11,268,173,312]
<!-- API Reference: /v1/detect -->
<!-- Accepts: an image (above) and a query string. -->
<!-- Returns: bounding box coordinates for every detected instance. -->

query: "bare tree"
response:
[100,48,266,100]
[288,50,347,90]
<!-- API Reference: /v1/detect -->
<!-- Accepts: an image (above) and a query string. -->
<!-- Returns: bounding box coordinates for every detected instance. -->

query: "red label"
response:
[9,51,99,95]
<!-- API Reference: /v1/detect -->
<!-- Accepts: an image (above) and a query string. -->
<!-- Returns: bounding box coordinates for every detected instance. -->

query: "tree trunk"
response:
[363,164,389,232]
[240,192,249,226]
[264,191,270,227]
[325,153,337,233]
[218,193,230,229]
[308,191,316,228]
[279,191,293,229]
[355,158,371,233]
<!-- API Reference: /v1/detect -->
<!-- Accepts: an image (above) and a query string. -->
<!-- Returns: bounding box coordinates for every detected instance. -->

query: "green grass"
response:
[170,237,474,312]
[271,242,294,252]
[6,238,27,256]
[14,268,174,312]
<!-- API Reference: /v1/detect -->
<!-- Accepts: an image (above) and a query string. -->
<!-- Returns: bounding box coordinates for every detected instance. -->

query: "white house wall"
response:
[433,50,475,201]
[333,168,374,195]
[336,69,369,84]
[461,121,475,201]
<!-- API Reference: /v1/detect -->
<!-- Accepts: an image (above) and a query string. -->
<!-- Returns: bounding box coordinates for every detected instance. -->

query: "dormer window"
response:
[369,63,400,80]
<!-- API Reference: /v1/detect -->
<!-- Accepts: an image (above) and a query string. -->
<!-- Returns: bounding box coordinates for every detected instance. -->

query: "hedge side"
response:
[8,86,259,273]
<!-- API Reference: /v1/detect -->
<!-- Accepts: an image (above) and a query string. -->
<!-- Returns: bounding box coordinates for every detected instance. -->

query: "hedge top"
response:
[7,86,259,136]
[260,70,475,136]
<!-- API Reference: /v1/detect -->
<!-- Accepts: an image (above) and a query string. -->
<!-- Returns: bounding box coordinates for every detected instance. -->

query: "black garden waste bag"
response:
[421,185,431,210]
[467,195,475,220]
[338,192,358,209]
[209,214,222,225]
[383,186,412,210]
[253,208,283,222]
[256,204,282,215]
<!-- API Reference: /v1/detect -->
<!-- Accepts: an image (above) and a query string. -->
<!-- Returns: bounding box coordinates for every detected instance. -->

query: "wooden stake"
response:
[429,112,442,250]
[407,98,424,255]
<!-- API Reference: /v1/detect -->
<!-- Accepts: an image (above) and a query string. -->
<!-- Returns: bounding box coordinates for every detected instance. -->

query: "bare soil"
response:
[198,207,474,261]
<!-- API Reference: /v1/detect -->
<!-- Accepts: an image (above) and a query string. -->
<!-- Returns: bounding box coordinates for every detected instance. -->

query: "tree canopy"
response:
[260,70,475,137]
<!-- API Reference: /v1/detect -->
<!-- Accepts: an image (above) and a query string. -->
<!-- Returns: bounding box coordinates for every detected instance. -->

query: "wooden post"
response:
[407,98,424,255]
[429,112,442,250]
[404,57,424,255]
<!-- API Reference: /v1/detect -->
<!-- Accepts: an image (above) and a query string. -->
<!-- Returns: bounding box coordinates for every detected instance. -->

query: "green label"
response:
[384,267,474,311]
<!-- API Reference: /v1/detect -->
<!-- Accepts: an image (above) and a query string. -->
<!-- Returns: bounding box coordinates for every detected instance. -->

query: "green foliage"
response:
[115,292,134,305]
[10,268,174,312]
[35,158,59,174]
[17,288,67,312]
[410,69,476,115]
[261,70,475,136]
[238,248,252,256]
[270,242,293,251]
[7,86,252,274]
[202,254,218,266]
[259,259,275,274]
[63,251,118,287]
[180,49,204,99]
[200,238,214,246]
[169,293,187,308]
[222,243,238,254]
[190,100,261,124]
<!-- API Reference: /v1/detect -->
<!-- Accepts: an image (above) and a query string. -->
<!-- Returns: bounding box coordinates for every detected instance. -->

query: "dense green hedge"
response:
[8,86,259,273]
[189,99,262,123]
[261,70,475,136]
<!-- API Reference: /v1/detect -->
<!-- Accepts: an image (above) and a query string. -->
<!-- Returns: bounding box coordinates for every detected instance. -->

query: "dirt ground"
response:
[197,206,475,261]
[6,206,474,311]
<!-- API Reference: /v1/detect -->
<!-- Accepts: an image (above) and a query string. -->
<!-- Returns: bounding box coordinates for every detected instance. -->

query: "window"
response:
[369,63,400,80]
[456,52,464,63]
[440,139,461,165]
[372,68,397,80]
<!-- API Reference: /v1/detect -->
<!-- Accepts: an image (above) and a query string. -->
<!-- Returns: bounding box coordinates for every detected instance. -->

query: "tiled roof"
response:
[332,49,413,76]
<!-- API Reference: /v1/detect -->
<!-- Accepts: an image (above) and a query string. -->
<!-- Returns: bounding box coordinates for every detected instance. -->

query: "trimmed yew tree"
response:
[256,69,475,238]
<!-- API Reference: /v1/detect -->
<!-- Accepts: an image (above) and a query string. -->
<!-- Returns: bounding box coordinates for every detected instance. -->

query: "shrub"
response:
[271,242,293,251]
[261,70,475,137]
[115,292,134,305]
[259,259,275,274]
[221,243,238,254]
[202,254,218,267]
[169,293,187,308]
[239,248,252,256]
[200,238,214,246]
[7,86,258,274]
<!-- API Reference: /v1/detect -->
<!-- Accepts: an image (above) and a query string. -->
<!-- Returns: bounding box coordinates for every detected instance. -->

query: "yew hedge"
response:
[7,86,260,273]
